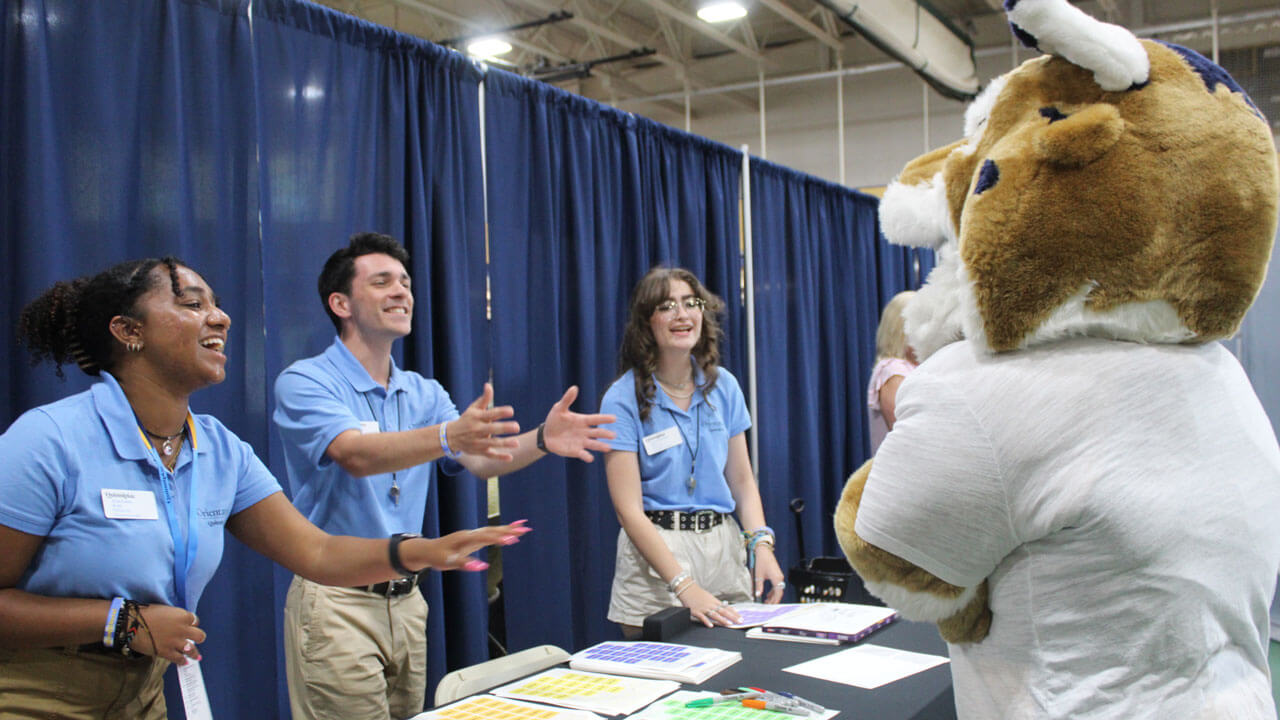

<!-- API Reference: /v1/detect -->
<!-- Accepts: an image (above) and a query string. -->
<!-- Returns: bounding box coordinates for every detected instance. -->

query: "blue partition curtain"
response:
[482,69,746,654]
[3,0,916,716]
[748,159,931,571]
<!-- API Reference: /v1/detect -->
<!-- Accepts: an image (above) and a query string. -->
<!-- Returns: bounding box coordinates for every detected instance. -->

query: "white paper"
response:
[177,659,214,720]
[783,644,949,689]
[100,489,159,520]
[642,426,682,455]
[359,420,381,434]
[745,626,840,645]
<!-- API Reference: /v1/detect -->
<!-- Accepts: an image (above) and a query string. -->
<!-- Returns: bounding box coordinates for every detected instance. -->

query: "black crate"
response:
[788,556,882,606]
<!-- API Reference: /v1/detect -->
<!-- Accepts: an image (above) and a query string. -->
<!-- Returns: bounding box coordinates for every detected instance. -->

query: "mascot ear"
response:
[1032,103,1124,167]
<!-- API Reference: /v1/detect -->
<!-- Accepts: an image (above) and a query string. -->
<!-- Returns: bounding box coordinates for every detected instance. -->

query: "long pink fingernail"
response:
[463,560,489,571]
[511,519,529,526]
[501,535,521,545]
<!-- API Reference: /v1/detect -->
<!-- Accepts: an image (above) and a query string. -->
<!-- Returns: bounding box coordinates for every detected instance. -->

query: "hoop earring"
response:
[126,341,144,353]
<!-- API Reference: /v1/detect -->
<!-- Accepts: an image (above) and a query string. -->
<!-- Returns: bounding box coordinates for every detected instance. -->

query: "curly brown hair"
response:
[618,266,726,421]
[17,257,186,378]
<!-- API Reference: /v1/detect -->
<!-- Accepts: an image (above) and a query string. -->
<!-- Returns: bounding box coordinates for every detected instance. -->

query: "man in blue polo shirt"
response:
[273,233,615,720]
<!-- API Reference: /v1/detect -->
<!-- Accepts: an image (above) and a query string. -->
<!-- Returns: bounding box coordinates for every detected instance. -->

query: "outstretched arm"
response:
[325,383,520,478]
[458,385,615,478]
[227,492,529,587]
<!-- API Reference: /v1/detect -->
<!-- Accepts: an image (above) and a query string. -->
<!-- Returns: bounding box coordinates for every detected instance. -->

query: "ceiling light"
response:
[467,37,512,59]
[697,1,747,23]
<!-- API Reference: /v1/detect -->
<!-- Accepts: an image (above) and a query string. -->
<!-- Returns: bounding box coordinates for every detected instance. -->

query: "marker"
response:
[775,690,825,714]
[741,698,811,716]
[684,691,762,708]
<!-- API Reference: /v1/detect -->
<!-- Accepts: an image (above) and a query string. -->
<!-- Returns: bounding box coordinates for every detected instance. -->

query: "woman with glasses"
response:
[599,267,784,638]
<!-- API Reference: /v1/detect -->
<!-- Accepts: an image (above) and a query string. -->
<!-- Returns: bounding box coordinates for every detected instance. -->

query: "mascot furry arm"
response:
[836,0,1278,645]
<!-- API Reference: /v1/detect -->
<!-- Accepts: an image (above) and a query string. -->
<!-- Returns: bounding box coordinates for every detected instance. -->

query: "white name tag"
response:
[642,426,683,456]
[177,658,214,720]
[359,420,381,435]
[101,489,159,520]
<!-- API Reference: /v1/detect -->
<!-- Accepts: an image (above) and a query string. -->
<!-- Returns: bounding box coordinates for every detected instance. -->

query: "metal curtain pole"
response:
[741,145,760,478]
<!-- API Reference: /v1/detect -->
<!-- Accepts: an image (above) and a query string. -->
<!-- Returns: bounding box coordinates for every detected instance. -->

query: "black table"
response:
[655,616,956,719]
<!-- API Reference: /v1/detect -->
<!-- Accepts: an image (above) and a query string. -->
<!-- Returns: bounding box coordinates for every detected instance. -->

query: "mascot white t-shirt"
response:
[858,337,1280,718]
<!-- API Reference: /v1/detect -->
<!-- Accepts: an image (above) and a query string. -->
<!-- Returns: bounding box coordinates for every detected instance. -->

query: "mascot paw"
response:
[835,460,992,643]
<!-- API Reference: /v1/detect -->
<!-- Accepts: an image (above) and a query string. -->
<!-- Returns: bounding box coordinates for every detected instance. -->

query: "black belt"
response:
[646,510,726,532]
[353,574,420,597]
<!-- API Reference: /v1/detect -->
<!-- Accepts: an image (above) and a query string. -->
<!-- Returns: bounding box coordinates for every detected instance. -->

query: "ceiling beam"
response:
[514,0,759,111]
[756,0,842,51]
[385,0,688,114]
[631,0,769,64]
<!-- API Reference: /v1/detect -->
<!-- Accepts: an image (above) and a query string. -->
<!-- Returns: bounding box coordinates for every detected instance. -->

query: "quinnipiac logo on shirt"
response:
[198,508,230,527]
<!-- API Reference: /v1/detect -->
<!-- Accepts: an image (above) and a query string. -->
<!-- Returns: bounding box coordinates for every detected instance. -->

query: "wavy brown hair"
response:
[618,266,725,421]
[17,257,185,378]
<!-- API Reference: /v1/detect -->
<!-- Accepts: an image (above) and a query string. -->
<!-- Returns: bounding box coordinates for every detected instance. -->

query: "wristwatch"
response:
[536,423,548,453]
[389,532,422,576]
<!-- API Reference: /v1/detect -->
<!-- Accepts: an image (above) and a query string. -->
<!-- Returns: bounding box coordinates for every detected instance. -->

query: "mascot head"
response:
[881,0,1279,358]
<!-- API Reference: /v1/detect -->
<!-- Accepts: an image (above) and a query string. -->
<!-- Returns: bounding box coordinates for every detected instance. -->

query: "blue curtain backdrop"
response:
[0,0,272,716]
[249,1,490,714]
[482,69,746,654]
[749,159,933,570]
[2,0,917,716]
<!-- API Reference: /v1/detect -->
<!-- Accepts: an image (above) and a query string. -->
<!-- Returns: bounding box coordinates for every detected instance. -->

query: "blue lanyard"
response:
[664,404,701,494]
[137,416,199,610]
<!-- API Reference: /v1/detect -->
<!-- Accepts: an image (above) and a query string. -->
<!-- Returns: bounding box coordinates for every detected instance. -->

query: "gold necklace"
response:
[657,378,695,399]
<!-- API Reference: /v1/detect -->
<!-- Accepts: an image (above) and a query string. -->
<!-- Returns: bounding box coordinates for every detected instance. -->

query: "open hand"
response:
[406,521,532,572]
[447,384,520,461]
[541,386,616,462]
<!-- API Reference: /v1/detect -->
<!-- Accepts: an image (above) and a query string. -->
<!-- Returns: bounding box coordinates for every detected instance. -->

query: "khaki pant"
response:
[284,576,428,720]
[608,515,752,626]
[0,646,168,719]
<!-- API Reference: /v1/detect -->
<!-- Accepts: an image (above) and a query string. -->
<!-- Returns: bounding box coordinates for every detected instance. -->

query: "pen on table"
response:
[684,691,762,708]
[775,690,826,713]
[741,698,811,716]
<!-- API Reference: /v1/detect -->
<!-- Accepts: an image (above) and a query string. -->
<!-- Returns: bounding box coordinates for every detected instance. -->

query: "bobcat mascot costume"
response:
[835,0,1280,716]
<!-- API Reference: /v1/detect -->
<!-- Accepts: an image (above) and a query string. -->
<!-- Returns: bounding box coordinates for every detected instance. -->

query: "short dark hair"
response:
[317,232,410,331]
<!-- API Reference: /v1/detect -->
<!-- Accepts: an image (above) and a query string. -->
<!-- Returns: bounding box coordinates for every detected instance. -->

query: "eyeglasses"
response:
[654,297,706,315]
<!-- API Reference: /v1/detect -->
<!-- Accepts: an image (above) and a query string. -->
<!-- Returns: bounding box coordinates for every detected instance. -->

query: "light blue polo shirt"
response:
[600,365,751,513]
[0,372,281,610]
[273,337,461,538]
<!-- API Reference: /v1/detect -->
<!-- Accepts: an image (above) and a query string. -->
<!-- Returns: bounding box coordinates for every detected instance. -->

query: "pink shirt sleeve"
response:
[867,357,917,411]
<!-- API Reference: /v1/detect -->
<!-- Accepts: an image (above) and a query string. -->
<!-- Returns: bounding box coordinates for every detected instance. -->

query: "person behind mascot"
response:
[834,0,1280,717]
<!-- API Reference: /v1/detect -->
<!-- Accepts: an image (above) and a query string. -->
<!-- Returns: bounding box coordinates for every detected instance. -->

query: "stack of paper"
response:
[568,641,741,684]
[760,603,896,643]
[489,667,679,716]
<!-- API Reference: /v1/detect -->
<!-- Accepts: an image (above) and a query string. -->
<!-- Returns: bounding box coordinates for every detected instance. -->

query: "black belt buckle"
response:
[364,574,418,597]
